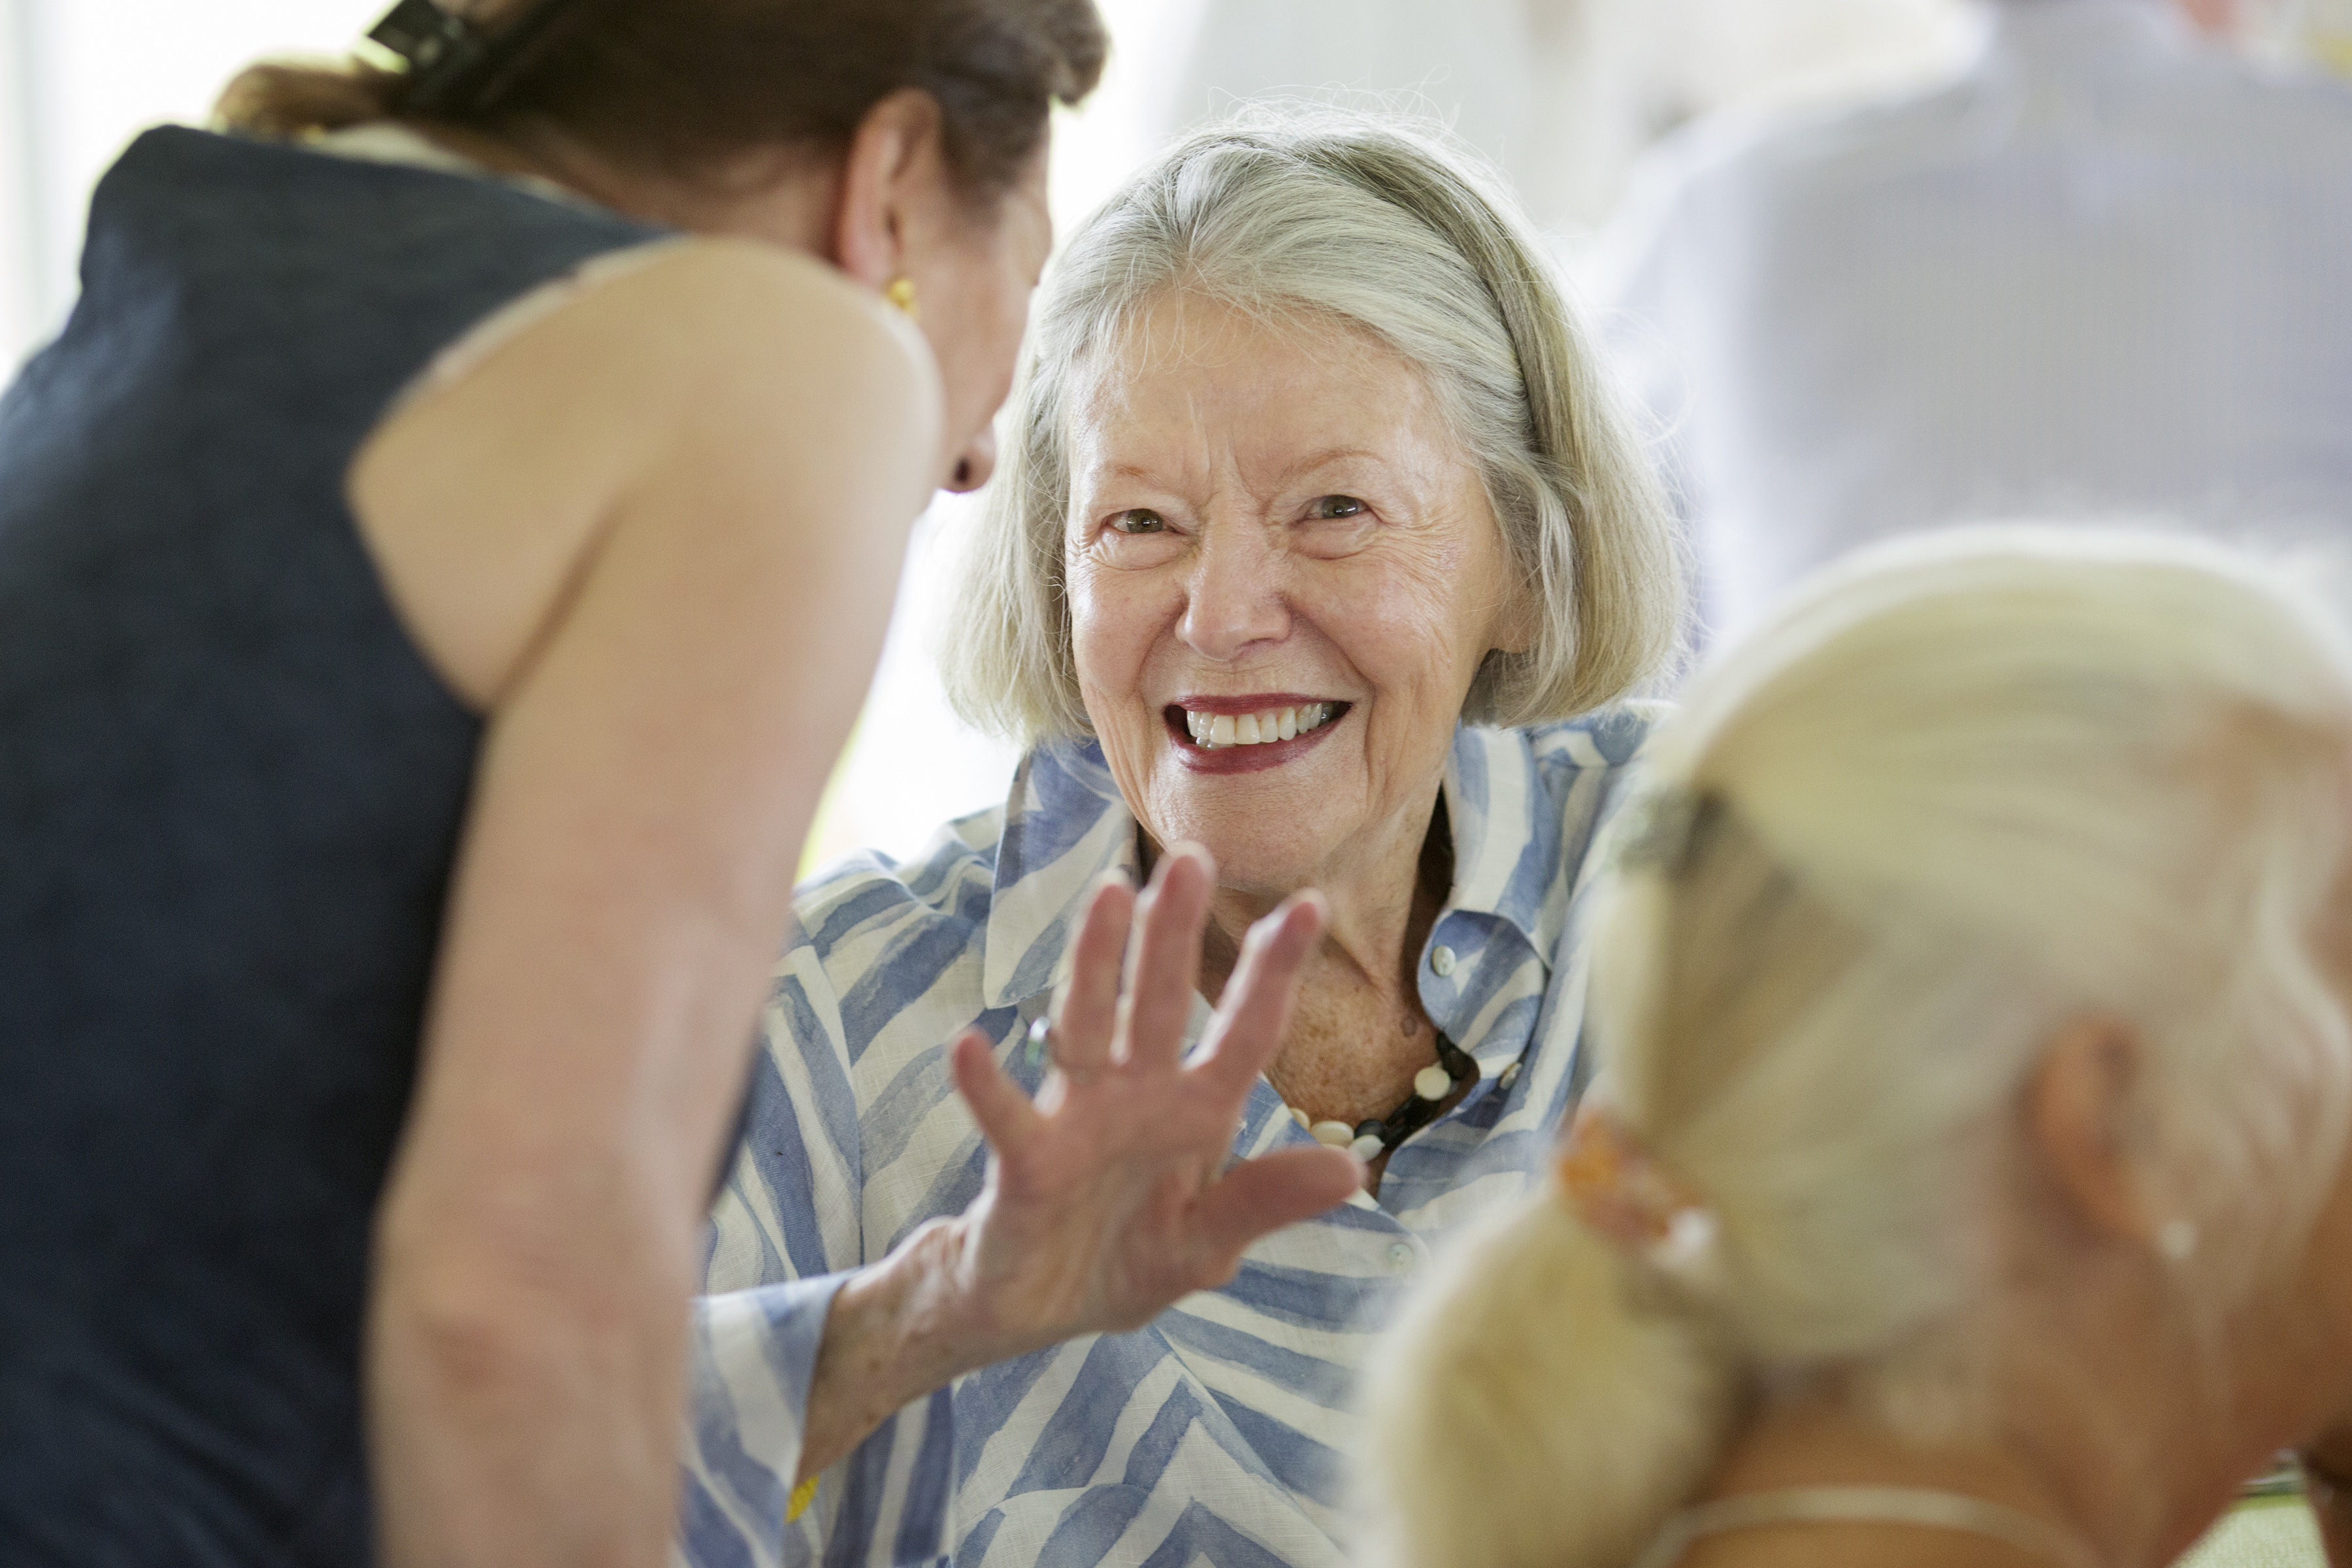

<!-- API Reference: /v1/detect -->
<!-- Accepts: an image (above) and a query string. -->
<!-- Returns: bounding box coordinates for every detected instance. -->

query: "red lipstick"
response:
[1162,698,1350,775]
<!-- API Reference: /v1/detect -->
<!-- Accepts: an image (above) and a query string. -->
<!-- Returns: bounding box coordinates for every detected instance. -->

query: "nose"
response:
[1180,523,1290,662]
[945,427,996,493]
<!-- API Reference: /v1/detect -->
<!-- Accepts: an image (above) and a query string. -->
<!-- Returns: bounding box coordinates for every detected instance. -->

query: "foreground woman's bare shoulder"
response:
[351,235,941,710]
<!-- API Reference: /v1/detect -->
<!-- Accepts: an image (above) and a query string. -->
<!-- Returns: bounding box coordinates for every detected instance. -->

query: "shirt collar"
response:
[1437,723,1562,971]
[977,726,1560,1013]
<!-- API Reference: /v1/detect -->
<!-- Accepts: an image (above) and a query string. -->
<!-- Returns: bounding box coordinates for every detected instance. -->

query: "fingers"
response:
[1196,890,1326,1096]
[1193,1146,1362,1263]
[951,1028,1040,1156]
[1051,875,1134,1082]
[1120,844,1215,1071]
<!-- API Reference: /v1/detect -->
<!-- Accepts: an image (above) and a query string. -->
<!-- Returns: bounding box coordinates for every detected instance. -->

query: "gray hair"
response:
[942,107,1684,743]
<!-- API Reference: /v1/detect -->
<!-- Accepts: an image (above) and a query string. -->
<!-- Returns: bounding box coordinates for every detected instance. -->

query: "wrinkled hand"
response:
[939,843,1362,1356]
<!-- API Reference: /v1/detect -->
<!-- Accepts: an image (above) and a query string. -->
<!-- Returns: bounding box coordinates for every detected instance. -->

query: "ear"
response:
[2026,1015,2163,1247]
[830,88,949,290]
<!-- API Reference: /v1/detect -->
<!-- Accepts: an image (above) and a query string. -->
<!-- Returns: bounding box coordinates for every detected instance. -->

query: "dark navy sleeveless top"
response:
[0,127,664,1565]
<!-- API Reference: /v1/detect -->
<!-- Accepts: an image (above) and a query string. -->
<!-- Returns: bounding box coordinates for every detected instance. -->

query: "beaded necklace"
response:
[1021,1018,1478,1162]
[1281,1032,1479,1161]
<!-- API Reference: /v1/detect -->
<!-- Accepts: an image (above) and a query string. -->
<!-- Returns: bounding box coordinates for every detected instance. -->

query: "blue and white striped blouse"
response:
[679,708,1656,1568]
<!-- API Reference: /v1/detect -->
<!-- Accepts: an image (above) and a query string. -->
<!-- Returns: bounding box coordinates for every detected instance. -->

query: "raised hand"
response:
[793,845,1361,1481]
[938,843,1363,1356]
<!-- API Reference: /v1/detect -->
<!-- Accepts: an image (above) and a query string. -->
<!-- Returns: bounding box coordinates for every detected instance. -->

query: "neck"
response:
[1707,1315,2267,1568]
[1175,790,1452,1130]
[1705,1399,2115,1568]
[1166,774,1451,994]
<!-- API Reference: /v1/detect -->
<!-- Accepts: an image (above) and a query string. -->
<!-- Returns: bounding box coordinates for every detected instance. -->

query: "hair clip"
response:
[363,0,573,115]
[1555,1102,1717,1269]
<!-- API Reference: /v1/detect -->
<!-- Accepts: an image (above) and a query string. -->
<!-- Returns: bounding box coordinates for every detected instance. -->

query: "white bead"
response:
[1414,1065,1452,1101]
[1311,1120,1355,1147]
[1289,1105,1310,1129]
[1348,1134,1384,1162]
[1430,945,1456,977]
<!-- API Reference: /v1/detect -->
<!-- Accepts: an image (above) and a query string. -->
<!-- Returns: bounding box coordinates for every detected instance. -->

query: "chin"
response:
[1126,745,1356,893]
[1164,815,1331,899]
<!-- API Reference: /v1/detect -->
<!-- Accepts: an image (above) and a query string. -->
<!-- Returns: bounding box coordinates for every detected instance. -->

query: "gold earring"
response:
[885,276,919,321]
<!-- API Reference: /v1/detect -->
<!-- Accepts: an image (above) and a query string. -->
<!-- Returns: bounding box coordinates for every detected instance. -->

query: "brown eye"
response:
[1111,510,1167,534]
[1310,495,1367,519]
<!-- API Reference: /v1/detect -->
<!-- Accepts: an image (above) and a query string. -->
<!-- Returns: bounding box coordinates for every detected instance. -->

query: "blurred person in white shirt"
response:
[1597,0,2352,640]
[1141,0,1970,240]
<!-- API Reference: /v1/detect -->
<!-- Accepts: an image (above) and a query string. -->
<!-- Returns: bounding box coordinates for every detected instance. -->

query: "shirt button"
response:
[1430,945,1456,977]
[1387,1242,1416,1275]
[1499,1062,1522,1089]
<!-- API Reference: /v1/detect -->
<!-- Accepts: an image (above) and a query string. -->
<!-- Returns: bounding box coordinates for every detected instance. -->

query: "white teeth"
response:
[1183,702,1336,749]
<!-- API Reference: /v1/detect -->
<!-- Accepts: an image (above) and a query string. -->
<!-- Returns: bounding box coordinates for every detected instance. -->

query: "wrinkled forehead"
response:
[1061,289,1466,491]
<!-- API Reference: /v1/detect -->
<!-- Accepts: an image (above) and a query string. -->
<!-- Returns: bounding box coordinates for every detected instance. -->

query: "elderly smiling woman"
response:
[679,113,1680,1568]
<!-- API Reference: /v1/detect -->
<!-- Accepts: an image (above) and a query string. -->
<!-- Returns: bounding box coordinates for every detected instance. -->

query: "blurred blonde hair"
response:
[942,106,1682,743]
[1358,526,2352,1568]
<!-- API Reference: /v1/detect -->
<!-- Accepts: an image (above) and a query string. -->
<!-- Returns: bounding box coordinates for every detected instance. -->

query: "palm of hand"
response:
[944,847,1363,1355]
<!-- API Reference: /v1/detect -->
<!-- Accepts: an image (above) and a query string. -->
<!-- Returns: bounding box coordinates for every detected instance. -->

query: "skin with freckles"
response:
[1064,291,1530,1146]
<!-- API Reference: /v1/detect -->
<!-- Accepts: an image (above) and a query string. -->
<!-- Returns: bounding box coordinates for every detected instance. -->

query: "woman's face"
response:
[906,150,1054,493]
[1064,292,1525,902]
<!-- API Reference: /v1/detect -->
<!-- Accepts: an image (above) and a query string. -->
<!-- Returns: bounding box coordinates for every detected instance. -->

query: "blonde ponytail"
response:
[1356,1195,1739,1568]
[1356,527,2352,1568]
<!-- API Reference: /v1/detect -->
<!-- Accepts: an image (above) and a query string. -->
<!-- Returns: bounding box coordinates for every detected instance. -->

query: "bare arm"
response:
[357,248,939,1568]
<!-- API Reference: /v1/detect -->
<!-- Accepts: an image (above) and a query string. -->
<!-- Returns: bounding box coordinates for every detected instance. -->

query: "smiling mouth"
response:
[1168,701,1346,751]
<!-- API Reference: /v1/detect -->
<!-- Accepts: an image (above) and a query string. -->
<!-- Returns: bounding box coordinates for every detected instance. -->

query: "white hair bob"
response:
[1357,527,2352,1568]
[942,107,1682,743]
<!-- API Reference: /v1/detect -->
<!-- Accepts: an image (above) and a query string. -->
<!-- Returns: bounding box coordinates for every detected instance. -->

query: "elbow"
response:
[369,1235,575,1405]
[368,1181,689,1404]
